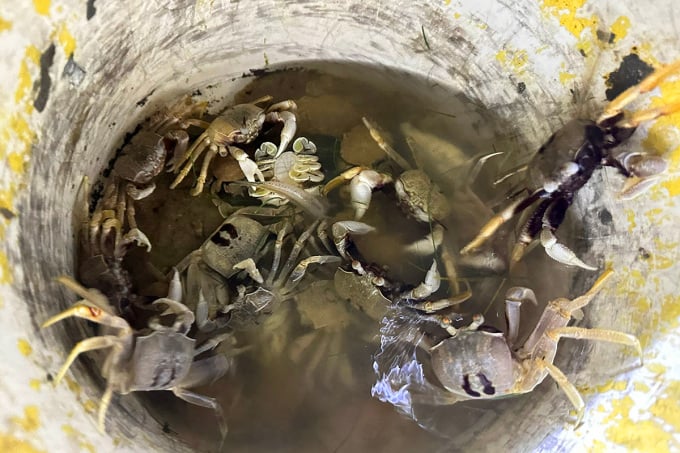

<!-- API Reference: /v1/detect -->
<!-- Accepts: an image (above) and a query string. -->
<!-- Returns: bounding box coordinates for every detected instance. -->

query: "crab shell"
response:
[430,329,518,399]
[126,331,196,392]
[395,170,451,223]
[201,215,269,279]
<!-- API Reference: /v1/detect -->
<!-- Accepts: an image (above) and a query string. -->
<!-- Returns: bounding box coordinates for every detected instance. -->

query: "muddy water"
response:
[111,63,580,452]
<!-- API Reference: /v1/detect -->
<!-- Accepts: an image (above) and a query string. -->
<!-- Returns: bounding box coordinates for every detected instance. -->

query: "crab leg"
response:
[283,255,341,295]
[276,220,320,286]
[504,287,537,347]
[402,260,440,301]
[169,133,210,188]
[539,359,586,427]
[548,327,642,358]
[266,222,291,286]
[616,101,680,129]
[191,147,219,196]
[410,288,472,313]
[98,386,114,433]
[50,336,120,384]
[598,58,680,124]
[461,188,545,254]
[172,387,228,439]
[362,116,412,170]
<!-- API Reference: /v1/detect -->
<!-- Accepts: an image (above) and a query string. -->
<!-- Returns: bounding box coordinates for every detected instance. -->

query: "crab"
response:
[229,218,341,313]
[374,269,641,427]
[96,96,208,246]
[79,98,209,306]
[42,270,236,439]
[77,176,149,312]
[169,96,298,196]
[173,213,271,332]
[323,118,450,223]
[461,59,680,270]
[246,137,325,206]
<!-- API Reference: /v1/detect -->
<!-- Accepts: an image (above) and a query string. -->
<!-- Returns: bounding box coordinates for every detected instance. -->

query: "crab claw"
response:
[617,152,668,200]
[539,228,597,271]
[233,258,264,284]
[275,111,297,156]
[229,147,264,182]
[122,228,152,252]
[349,169,392,220]
[403,260,440,301]
[332,220,376,260]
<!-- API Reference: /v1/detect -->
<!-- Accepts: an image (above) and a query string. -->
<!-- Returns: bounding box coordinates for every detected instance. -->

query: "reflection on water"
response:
[121,62,579,452]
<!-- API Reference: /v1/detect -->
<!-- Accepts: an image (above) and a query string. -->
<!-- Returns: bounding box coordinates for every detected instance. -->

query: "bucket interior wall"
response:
[1,0,679,451]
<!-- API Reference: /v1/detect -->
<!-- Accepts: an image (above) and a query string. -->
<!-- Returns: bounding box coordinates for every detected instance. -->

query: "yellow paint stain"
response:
[654,236,679,251]
[625,209,636,231]
[606,419,672,452]
[10,406,41,432]
[540,0,599,55]
[633,381,650,393]
[453,12,461,19]
[642,70,680,196]
[26,45,41,65]
[0,17,12,33]
[660,295,680,330]
[644,207,663,222]
[589,439,606,453]
[64,376,81,395]
[495,49,529,75]
[610,16,631,43]
[33,0,51,15]
[444,0,451,4]
[603,395,633,424]
[8,152,26,174]
[650,381,680,431]
[559,71,576,84]
[626,269,646,288]
[62,424,96,453]
[82,399,97,414]
[14,61,32,104]
[0,251,13,285]
[650,254,674,271]
[648,363,667,375]
[0,434,45,453]
[17,339,33,356]
[55,23,76,56]
[592,379,629,394]
[29,379,41,391]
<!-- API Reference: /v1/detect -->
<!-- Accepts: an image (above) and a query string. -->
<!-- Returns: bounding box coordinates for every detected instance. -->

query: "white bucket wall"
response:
[1,0,679,451]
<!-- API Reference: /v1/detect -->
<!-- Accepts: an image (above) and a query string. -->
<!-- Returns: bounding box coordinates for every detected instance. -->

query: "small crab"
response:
[461,59,680,270]
[173,213,271,332]
[77,177,149,312]
[98,96,208,244]
[324,118,450,224]
[379,269,641,426]
[79,98,208,306]
[42,271,236,439]
[169,96,298,195]
[247,137,325,206]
